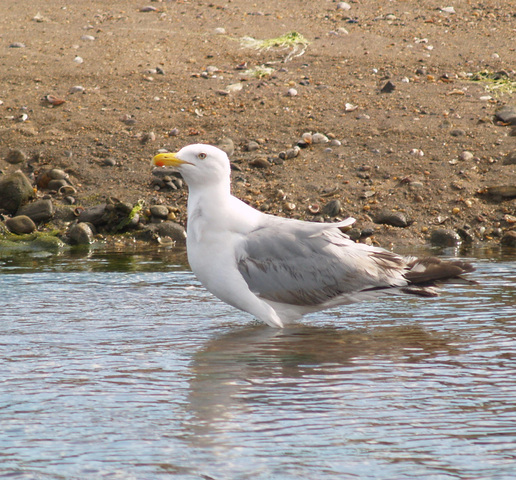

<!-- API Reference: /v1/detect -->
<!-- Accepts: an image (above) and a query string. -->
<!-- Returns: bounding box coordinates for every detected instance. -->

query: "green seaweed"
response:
[470,70,516,96]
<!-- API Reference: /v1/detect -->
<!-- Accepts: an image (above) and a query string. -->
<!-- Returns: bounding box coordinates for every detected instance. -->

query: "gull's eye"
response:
[198,152,207,160]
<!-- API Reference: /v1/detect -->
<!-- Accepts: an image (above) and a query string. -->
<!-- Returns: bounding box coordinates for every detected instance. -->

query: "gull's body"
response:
[153,144,474,328]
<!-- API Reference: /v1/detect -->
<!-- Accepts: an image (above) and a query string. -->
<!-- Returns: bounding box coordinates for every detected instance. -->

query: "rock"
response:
[429,228,462,247]
[77,204,107,226]
[374,210,410,227]
[450,128,465,137]
[279,146,300,160]
[322,199,342,217]
[5,149,27,164]
[485,185,516,198]
[312,133,329,144]
[5,215,37,234]
[141,221,186,244]
[47,179,69,191]
[245,141,260,152]
[150,205,169,219]
[346,228,362,241]
[16,199,54,223]
[380,81,396,93]
[494,105,516,125]
[249,157,270,168]
[68,222,94,245]
[459,151,474,161]
[500,231,516,247]
[503,151,516,165]
[0,171,35,214]
[217,137,235,157]
[336,2,351,10]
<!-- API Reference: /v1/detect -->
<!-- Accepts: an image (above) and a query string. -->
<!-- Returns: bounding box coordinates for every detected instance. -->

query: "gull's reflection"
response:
[184,322,459,441]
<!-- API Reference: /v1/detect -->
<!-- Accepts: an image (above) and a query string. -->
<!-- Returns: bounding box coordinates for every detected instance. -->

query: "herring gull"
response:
[152,144,474,328]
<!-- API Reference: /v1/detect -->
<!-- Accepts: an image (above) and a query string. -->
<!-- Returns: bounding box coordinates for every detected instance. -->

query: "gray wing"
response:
[235,218,408,307]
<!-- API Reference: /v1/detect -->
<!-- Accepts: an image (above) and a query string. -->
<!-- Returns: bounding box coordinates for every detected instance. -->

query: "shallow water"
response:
[1,246,515,480]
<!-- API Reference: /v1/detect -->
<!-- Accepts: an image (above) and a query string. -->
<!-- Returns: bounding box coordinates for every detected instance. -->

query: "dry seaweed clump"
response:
[239,31,309,62]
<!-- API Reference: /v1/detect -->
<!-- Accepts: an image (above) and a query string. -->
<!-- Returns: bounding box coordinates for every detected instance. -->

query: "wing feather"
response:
[235,219,408,307]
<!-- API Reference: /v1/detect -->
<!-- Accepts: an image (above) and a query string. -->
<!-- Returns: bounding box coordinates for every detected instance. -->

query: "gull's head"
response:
[152,144,231,189]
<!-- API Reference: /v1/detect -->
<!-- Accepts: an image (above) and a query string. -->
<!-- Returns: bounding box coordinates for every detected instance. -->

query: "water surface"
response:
[1,246,515,479]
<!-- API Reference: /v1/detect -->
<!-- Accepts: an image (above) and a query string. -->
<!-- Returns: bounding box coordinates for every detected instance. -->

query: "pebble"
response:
[81,35,95,41]
[409,148,424,157]
[450,128,465,137]
[380,81,396,93]
[459,151,474,161]
[217,137,235,157]
[322,199,341,217]
[5,149,27,164]
[47,179,69,191]
[287,88,298,97]
[214,27,226,35]
[68,222,94,245]
[494,105,516,125]
[312,133,329,144]
[245,141,260,152]
[429,228,462,247]
[329,139,341,147]
[69,85,85,94]
[140,6,158,12]
[73,56,84,64]
[168,128,180,136]
[279,146,300,160]
[485,185,516,198]
[374,210,410,228]
[0,171,35,214]
[102,158,117,167]
[9,42,26,48]
[140,131,156,144]
[150,205,170,220]
[336,2,351,10]
[249,157,270,168]
[16,199,54,223]
[6,215,37,235]
[503,151,516,165]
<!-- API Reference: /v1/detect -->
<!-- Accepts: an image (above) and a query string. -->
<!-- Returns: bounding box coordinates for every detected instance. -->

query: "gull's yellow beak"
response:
[152,152,192,168]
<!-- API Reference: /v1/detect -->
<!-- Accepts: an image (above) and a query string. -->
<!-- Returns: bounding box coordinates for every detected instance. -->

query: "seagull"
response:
[152,144,474,328]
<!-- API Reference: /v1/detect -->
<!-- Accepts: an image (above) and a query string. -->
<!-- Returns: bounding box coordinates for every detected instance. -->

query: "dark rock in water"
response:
[5,215,37,234]
[0,171,35,214]
[485,185,516,198]
[503,151,516,166]
[380,80,396,93]
[322,199,342,217]
[500,231,516,247]
[17,199,54,223]
[5,149,27,165]
[430,228,462,247]
[494,105,516,125]
[68,222,94,245]
[150,205,169,219]
[374,210,410,227]
[77,204,107,226]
